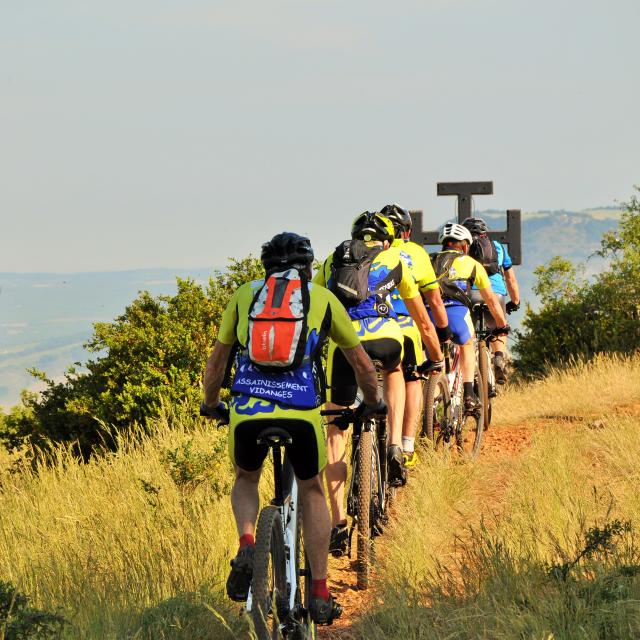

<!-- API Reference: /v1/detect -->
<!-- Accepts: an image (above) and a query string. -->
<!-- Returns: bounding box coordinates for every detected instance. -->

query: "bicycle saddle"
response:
[256,426,293,446]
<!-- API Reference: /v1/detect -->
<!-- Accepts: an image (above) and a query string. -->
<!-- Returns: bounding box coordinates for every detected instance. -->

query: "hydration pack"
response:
[469,234,500,276]
[430,251,475,309]
[329,239,384,307]
[246,268,310,373]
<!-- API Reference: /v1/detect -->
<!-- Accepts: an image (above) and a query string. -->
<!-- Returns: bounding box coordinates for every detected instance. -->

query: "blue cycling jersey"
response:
[473,241,512,296]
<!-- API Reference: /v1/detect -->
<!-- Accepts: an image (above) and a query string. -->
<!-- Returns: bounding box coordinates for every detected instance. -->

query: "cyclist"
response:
[201,232,382,625]
[430,223,510,415]
[314,212,443,554]
[380,203,451,468]
[462,217,521,384]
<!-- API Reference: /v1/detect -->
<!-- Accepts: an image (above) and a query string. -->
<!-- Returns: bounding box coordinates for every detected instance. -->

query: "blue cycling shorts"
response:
[429,304,475,345]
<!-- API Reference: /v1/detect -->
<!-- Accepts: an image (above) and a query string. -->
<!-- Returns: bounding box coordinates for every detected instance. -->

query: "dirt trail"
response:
[319,420,538,640]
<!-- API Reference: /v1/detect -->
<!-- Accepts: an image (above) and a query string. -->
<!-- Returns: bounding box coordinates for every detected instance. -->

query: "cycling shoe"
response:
[309,594,342,625]
[226,545,254,602]
[387,445,407,486]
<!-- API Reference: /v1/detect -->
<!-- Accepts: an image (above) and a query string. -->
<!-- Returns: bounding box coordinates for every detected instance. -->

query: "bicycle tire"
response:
[457,370,484,459]
[356,429,373,590]
[422,373,451,446]
[252,505,288,640]
[477,341,491,431]
[293,497,317,640]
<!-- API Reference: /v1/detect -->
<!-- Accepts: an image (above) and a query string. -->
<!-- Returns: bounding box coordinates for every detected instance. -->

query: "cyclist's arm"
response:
[504,267,520,305]
[423,288,448,329]
[404,296,443,362]
[340,344,379,404]
[478,287,507,327]
[203,340,234,407]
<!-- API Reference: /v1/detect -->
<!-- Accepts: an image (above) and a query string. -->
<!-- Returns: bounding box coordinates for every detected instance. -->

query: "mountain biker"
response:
[314,212,444,554]
[462,217,521,384]
[380,203,452,468]
[201,232,382,625]
[430,223,510,415]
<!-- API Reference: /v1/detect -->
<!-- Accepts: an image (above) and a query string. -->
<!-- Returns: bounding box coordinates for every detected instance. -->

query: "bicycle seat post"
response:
[272,445,284,507]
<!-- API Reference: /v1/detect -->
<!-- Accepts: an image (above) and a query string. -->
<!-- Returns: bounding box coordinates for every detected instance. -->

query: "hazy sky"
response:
[2,0,638,272]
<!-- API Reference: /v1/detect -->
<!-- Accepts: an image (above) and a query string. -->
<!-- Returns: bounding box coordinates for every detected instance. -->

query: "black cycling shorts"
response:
[230,418,324,481]
[327,337,402,407]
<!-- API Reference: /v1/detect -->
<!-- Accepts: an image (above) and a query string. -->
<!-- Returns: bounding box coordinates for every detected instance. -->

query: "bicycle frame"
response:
[246,441,301,624]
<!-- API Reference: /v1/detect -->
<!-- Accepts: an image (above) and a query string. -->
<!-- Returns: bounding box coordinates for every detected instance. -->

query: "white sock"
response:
[402,436,415,454]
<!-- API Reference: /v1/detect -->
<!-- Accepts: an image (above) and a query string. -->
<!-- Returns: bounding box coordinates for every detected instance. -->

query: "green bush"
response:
[0,581,66,639]
[515,189,640,377]
[1,257,264,456]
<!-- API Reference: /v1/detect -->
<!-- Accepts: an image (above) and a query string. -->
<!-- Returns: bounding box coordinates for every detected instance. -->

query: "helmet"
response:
[260,232,314,272]
[462,217,488,235]
[380,203,412,238]
[438,222,473,245]
[351,211,395,243]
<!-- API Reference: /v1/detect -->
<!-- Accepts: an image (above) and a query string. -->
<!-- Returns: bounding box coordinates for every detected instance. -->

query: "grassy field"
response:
[1,355,639,638]
[352,354,640,639]
[0,414,249,639]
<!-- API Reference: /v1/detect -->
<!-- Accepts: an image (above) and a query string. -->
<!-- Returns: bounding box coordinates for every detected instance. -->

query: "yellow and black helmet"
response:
[380,203,412,238]
[351,211,395,243]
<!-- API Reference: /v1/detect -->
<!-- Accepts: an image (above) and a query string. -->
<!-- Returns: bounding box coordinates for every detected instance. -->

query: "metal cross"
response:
[409,181,522,265]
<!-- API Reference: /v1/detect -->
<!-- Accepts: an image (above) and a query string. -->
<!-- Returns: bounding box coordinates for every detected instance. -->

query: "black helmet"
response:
[351,211,395,243]
[261,232,314,272]
[380,203,412,238]
[462,217,488,235]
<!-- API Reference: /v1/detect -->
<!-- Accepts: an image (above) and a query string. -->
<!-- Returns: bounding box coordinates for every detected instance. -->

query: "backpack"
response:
[469,234,500,276]
[246,268,310,373]
[430,251,475,309]
[329,239,384,307]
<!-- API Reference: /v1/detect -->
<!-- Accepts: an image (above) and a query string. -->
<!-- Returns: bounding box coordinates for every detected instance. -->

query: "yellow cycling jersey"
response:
[218,279,360,350]
[391,239,439,293]
[390,239,438,316]
[313,244,419,321]
[446,252,491,290]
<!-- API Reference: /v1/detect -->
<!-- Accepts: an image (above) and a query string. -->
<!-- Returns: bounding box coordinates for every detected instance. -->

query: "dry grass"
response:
[352,354,640,639]
[494,352,640,425]
[0,415,247,639]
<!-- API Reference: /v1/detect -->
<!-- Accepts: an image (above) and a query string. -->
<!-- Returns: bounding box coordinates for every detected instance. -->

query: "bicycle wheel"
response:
[422,373,451,448]
[292,497,317,640]
[456,370,484,459]
[356,429,373,590]
[477,341,491,431]
[252,505,288,640]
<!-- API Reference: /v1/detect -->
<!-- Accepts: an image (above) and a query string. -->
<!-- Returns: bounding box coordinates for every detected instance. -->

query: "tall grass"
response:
[0,413,248,639]
[494,352,640,426]
[353,355,640,639]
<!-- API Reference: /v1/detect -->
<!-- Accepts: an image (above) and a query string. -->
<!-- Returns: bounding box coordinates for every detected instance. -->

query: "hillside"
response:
[0,208,621,409]
[0,355,638,638]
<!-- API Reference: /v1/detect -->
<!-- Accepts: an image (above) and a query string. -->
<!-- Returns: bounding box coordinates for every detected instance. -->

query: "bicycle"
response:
[420,342,484,459]
[247,426,317,640]
[471,302,497,431]
[320,403,390,590]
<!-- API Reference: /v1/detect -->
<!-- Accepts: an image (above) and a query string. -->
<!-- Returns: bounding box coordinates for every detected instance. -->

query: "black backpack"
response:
[469,233,500,276]
[329,239,384,307]
[430,251,475,309]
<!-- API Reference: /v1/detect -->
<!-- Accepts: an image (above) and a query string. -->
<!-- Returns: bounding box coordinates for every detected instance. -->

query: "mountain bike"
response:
[421,342,484,459]
[248,426,316,640]
[320,403,389,590]
[471,302,496,431]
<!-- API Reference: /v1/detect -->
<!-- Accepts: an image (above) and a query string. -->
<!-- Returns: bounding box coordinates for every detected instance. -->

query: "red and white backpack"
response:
[246,269,310,372]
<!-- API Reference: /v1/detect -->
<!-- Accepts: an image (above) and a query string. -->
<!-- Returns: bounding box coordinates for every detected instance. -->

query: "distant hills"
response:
[0,208,621,409]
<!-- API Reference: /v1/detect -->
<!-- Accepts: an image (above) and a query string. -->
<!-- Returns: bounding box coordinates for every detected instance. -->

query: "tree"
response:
[515,188,640,377]
[2,256,264,455]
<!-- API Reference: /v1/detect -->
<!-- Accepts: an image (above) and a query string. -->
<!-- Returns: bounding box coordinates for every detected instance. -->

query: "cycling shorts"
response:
[229,396,326,481]
[327,316,403,407]
[429,304,475,346]
[396,315,424,372]
[469,291,506,330]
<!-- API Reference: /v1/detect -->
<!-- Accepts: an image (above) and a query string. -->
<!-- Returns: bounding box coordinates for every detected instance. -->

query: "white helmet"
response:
[438,222,473,245]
